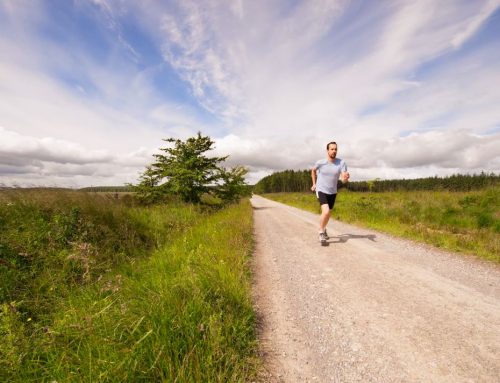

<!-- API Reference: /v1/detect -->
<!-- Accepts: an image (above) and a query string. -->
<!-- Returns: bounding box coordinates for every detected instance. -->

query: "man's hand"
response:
[341,172,350,184]
[311,184,316,191]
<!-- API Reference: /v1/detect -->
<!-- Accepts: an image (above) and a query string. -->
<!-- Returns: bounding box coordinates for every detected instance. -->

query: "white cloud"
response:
[451,0,500,49]
[156,0,246,120]
[350,130,500,170]
[0,127,112,164]
[0,127,152,187]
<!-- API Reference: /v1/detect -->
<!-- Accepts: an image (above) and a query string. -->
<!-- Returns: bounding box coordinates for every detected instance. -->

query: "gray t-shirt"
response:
[313,158,347,195]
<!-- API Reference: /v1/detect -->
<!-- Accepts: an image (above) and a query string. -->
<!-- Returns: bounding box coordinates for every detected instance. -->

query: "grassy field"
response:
[261,186,500,263]
[0,189,259,382]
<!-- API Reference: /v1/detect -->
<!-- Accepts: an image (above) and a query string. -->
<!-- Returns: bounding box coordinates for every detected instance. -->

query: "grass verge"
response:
[1,190,259,382]
[262,187,500,263]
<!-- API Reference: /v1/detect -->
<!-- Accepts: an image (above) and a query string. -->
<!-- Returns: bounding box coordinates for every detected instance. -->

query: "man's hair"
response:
[326,141,337,150]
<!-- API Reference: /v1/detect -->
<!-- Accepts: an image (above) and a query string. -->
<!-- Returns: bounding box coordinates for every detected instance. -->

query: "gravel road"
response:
[251,195,500,383]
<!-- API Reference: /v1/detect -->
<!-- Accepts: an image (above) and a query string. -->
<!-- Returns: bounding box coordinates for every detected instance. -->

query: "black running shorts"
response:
[317,191,337,209]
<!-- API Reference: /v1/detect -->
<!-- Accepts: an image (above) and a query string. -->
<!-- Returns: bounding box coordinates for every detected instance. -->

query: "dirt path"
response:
[251,195,500,383]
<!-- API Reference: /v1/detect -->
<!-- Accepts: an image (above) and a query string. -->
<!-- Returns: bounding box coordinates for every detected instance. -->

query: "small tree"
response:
[135,132,247,204]
[133,165,164,203]
[215,166,250,203]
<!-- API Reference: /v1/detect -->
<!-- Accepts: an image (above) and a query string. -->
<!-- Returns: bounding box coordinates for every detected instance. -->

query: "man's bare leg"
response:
[319,204,330,232]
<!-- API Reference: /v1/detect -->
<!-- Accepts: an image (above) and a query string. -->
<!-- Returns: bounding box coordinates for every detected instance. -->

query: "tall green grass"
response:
[262,186,500,262]
[1,190,259,381]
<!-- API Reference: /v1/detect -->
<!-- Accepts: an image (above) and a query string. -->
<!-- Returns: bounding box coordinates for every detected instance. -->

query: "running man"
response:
[311,141,350,244]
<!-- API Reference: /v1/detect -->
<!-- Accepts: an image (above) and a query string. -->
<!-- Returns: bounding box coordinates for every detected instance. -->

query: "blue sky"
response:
[1,0,499,187]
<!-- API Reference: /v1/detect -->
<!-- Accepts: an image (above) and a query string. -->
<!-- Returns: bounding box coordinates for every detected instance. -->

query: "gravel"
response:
[251,195,500,383]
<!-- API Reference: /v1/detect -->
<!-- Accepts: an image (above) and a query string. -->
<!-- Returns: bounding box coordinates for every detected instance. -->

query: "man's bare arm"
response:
[311,168,317,191]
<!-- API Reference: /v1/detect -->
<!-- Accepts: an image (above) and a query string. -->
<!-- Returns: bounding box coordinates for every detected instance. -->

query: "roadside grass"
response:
[261,187,500,263]
[1,189,259,382]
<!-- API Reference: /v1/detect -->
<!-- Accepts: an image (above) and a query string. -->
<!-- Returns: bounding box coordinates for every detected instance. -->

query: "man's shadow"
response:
[252,206,272,210]
[322,233,377,246]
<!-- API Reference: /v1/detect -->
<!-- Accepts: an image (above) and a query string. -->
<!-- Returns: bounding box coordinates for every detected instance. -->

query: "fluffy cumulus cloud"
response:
[0,127,152,187]
[0,0,499,187]
[348,130,500,169]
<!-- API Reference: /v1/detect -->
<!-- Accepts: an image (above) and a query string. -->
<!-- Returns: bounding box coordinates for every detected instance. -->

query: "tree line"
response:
[253,170,500,194]
[79,186,133,192]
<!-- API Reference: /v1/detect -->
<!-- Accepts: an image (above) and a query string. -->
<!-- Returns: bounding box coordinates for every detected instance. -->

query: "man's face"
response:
[327,144,337,159]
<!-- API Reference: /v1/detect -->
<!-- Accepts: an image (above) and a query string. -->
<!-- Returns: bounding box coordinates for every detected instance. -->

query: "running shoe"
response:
[319,232,327,244]
[323,229,330,239]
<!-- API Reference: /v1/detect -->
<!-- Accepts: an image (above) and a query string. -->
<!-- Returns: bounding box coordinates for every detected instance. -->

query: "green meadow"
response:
[262,186,500,262]
[0,189,259,382]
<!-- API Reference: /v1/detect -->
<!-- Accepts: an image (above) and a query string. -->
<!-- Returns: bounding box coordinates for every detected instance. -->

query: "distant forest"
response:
[78,172,499,194]
[79,186,133,192]
[252,171,500,194]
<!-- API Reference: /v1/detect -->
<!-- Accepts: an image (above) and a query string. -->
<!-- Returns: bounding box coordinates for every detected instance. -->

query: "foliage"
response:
[253,169,314,194]
[0,190,154,316]
[254,170,500,193]
[131,165,166,204]
[134,132,248,204]
[0,189,197,380]
[214,165,252,203]
[0,189,259,382]
[346,172,500,192]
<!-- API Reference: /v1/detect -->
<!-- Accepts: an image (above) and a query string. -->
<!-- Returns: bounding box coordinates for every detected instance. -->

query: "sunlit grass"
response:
[1,190,258,382]
[262,187,500,262]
